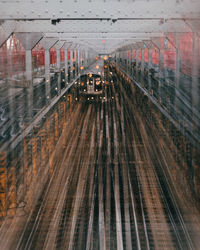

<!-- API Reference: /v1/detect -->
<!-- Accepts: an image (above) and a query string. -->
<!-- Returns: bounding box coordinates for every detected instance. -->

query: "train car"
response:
[78,59,105,101]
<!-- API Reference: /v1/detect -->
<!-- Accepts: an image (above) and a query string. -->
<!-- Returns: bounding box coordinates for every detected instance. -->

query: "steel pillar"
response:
[25,50,32,81]
[63,42,72,83]
[70,49,73,81]
[55,41,65,70]
[141,48,144,73]
[136,49,139,74]
[175,34,181,89]
[45,49,51,100]
[40,37,58,101]
[85,50,88,68]
[55,41,65,94]
[192,32,199,111]
[148,48,153,92]
[64,49,68,82]
[56,50,61,70]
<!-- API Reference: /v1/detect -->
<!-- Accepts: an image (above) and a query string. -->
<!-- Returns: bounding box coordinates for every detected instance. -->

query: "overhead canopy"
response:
[0,0,199,53]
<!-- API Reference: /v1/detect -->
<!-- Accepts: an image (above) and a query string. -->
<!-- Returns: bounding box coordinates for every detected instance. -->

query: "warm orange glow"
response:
[96,65,99,69]
[96,80,101,85]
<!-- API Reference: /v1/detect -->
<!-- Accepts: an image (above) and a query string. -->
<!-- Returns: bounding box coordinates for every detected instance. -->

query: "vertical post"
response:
[192,32,199,111]
[159,38,164,103]
[192,33,199,182]
[73,49,76,79]
[175,33,181,89]
[77,49,79,76]
[148,47,152,70]
[131,49,133,75]
[148,47,153,93]
[78,50,81,75]
[136,49,138,76]
[45,49,51,101]
[64,49,68,83]
[175,33,181,116]
[85,50,88,68]
[57,48,61,70]
[159,38,165,80]
[127,50,129,73]
[57,49,61,94]
[70,49,73,81]
[25,50,32,82]
[141,48,144,74]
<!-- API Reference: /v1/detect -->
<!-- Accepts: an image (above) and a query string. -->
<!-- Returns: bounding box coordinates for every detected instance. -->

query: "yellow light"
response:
[81,82,84,86]
[96,65,99,69]
[89,73,92,78]
[96,80,100,85]
[80,66,84,70]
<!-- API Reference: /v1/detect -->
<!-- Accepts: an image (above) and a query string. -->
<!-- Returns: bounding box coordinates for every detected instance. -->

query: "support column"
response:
[40,37,58,102]
[74,49,77,76]
[158,38,165,103]
[63,42,72,84]
[78,49,81,75]
[77,49,80,76]
[159,48,164,80]
[129,49,131,73]
[64,49,68,83]
[141,48,145,74]
[56,49,61,70]
[56,49,61,93]
[175,34,181,89]
[25,50,32,81]
[130,49,133,75]
[85,50,88,68]
[45,49,51,100]
[55,41,65,94]
[192,32,199,112]
[70,49,73,81]
[136,49,139,75]
[148,47,153,93]
[148,48,152,70]
[174,33,181,117]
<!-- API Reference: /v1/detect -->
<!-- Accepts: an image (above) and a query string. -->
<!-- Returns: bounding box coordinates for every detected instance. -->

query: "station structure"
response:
[0,0,200,249]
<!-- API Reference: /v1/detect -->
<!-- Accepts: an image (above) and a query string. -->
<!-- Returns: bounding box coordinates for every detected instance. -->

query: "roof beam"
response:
[0,0,199,20]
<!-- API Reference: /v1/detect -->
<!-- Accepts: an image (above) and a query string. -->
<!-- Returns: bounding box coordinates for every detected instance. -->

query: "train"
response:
[77,59,105,102]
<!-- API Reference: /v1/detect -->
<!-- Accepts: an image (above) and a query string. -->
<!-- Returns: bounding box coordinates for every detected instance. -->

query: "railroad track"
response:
[0,63,197,249]
[112,65,194,250]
